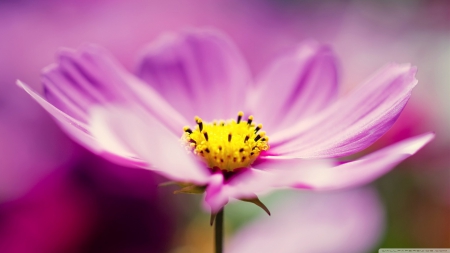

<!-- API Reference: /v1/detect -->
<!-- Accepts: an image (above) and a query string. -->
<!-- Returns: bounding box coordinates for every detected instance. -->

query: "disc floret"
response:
[183,112,270,171]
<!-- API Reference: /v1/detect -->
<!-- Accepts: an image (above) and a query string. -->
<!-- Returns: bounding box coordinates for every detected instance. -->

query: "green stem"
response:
[214,208,224,253]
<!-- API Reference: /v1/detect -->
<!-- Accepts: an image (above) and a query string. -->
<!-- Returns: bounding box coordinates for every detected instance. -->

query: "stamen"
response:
[255,131,266,142]
[247,115,254,125]
[182,113,270,171]
[237,111,243,124]
[254,124,262,133]
[183,126,193,134]
[195,116,203,132]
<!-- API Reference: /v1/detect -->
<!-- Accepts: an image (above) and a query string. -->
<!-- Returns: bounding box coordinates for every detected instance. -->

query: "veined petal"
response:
[248,41,338,133]
[271,63,418,158]
[261,132,434,191]
[42,44,186,135]
[227,188,384,253]
[90,105,211,184]
[136,28,251,121]
[17,81,145,168]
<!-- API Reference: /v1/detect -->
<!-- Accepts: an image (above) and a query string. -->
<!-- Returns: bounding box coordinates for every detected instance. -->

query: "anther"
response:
[239,148,244,152]
[183,126,193,134]
[254,124,262,133]
[254,134,262,142]
[203,132,209,141]
[228,133,232,142]
[244,135,250,143]
[205,148,210,153]
[247,115,254,125]
[237,111,244,124]
[195,116,203,132]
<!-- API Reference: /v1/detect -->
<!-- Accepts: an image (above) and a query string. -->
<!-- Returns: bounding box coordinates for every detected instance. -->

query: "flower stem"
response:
[214,208,224,253]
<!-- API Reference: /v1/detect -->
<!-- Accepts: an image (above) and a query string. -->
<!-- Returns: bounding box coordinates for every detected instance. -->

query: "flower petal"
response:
[204,159,334,211]
[90,105,211,184]
[262,132,434,190]
[227,188,384,253]
[42,44,186,135]
[206,132,433,207]
[204,173,227,213]
[136,29,251,121]
[17,80,145,168]
[248,40,338,133]
[271,63,418,158]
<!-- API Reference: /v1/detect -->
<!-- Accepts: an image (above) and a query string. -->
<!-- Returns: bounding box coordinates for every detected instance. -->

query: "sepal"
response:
[239,194,271,216]
[173,184,206,195]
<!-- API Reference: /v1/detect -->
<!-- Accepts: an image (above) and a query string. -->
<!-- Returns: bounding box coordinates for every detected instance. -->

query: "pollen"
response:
[182,112,270,171]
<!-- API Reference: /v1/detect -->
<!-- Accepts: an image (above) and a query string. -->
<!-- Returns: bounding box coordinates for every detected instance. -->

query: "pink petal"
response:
[204,159,334,211]
[248,40,338,133]
[262,132,434,191]
[42,44,186,135]
[227,188,384,253]
[271,63,418,158]
[90,105,211,184]
[204,173,227,213]
[17,80,145,168]
[136,29,252,121]
[206,132,433,207]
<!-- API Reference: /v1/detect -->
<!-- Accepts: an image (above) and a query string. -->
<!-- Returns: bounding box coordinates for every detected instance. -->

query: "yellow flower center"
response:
[182,111,270,171]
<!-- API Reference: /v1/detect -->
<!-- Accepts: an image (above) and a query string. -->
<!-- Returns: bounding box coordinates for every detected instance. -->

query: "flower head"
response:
[18,28,434,212]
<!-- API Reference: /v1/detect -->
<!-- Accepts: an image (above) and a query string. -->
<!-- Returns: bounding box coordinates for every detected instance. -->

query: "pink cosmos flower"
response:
[18,28,434,212]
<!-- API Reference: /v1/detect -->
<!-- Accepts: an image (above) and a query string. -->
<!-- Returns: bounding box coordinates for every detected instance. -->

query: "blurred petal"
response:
[42,44,186,135]
[249,41,339,133]
[18,80,95,148]
[90,105,210,184]
[271,64,418,158]
[204,173,227,213]
[136,29,251,121]
[261,132,434,191]
[17,80,145,168]
[227,188,384,253]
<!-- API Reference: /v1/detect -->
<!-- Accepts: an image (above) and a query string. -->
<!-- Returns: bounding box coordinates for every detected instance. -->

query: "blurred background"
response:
[0,0,449,252]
